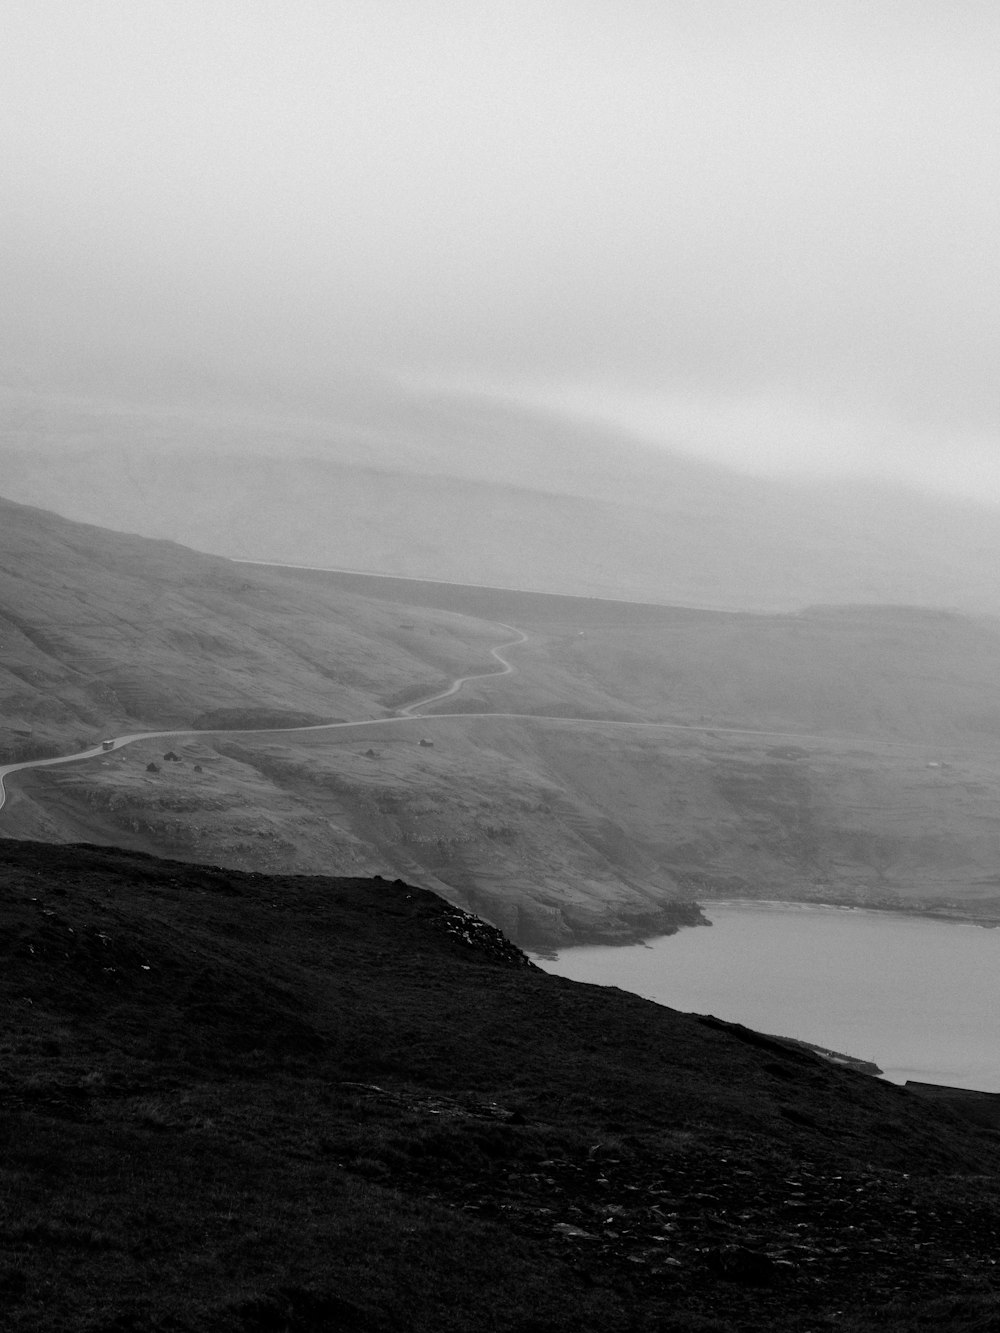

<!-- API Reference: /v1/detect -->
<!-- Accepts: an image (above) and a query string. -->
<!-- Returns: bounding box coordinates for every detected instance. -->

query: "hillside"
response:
[319,575,1000,750]
[5,837,1000,1332]
[20,710,1000,950]
[0,498,702,946]
[7,378,1000,614]
[0,494,506,763]
[8,508,1000,947]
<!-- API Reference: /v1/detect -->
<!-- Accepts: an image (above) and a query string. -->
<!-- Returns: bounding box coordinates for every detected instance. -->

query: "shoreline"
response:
[540,901,1000,1095]
[541,894,1000,960]
[695,896,1000,930]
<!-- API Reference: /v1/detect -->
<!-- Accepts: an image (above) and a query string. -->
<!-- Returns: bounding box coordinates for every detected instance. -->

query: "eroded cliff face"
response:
[5,735,705,951]
[10,712,1000,950]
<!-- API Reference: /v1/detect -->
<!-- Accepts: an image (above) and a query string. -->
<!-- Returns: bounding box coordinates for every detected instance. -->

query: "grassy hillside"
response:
[300,572,1000,749]
[19,714,1000,950]
[5,838,1000,1332]
[0,495,506,762]
[9,516,1000,946]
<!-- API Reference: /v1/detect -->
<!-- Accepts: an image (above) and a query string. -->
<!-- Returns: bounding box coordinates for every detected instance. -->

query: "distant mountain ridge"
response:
[5,378,1000,612]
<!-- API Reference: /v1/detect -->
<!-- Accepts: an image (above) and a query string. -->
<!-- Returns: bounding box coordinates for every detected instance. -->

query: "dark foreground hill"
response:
[4,840,1000,1331]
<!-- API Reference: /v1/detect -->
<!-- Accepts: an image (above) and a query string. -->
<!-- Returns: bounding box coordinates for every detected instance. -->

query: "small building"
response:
[419,738,435,748]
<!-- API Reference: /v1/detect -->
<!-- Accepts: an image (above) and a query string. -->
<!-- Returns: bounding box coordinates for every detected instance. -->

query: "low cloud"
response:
[2,2,998,498]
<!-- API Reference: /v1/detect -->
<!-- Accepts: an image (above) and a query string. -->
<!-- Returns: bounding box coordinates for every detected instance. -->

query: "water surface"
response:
[541,902,1000,1091]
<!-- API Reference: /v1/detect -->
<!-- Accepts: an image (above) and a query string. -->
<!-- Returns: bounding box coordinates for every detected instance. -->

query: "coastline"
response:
[695,896,1000,930]
[538,894,1000,962]
[540,899,1000,1093]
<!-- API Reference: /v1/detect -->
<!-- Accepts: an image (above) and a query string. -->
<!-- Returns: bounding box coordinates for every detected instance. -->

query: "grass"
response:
[4,838,1000,1329]
[12,500,1000,956]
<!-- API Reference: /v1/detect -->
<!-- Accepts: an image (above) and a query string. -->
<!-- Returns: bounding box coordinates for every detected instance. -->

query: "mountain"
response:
[5,837,1000,1332]
[6,377,1000,613]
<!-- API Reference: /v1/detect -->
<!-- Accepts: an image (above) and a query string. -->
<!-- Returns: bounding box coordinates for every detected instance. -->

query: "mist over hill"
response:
[6,378,1000,612]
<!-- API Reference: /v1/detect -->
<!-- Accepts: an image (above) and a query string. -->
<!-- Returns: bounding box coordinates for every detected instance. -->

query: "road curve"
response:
[398,625,527,716]
[0,625,528,816]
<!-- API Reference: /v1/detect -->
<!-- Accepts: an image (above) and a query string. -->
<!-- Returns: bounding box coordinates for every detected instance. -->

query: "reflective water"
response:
[541,902,1000,1090]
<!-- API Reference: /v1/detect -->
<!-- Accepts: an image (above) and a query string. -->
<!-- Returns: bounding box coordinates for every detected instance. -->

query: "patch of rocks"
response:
[416,893,537,968]
[366,1115,1000,1321]
[340,1081,522,1124]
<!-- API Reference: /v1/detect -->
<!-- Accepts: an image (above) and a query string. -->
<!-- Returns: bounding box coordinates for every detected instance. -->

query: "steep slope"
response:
[20,711,1000,949]
[5,838,1000,1332]
[0,494,506,762]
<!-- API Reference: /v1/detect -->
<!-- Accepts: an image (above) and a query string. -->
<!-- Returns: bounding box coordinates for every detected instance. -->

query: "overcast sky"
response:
[3,2,999,497]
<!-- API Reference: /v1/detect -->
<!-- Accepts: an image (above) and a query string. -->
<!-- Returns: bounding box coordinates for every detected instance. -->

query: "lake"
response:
[539,901,1000,1091]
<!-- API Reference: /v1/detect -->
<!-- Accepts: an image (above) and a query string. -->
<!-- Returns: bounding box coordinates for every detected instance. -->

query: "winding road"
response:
[0,625,528,816]
[0,617,864,820]
[398,625,527,716]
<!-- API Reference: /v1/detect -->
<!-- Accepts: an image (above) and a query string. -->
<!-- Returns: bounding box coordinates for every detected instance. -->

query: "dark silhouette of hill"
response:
[4,837,1000,1332]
